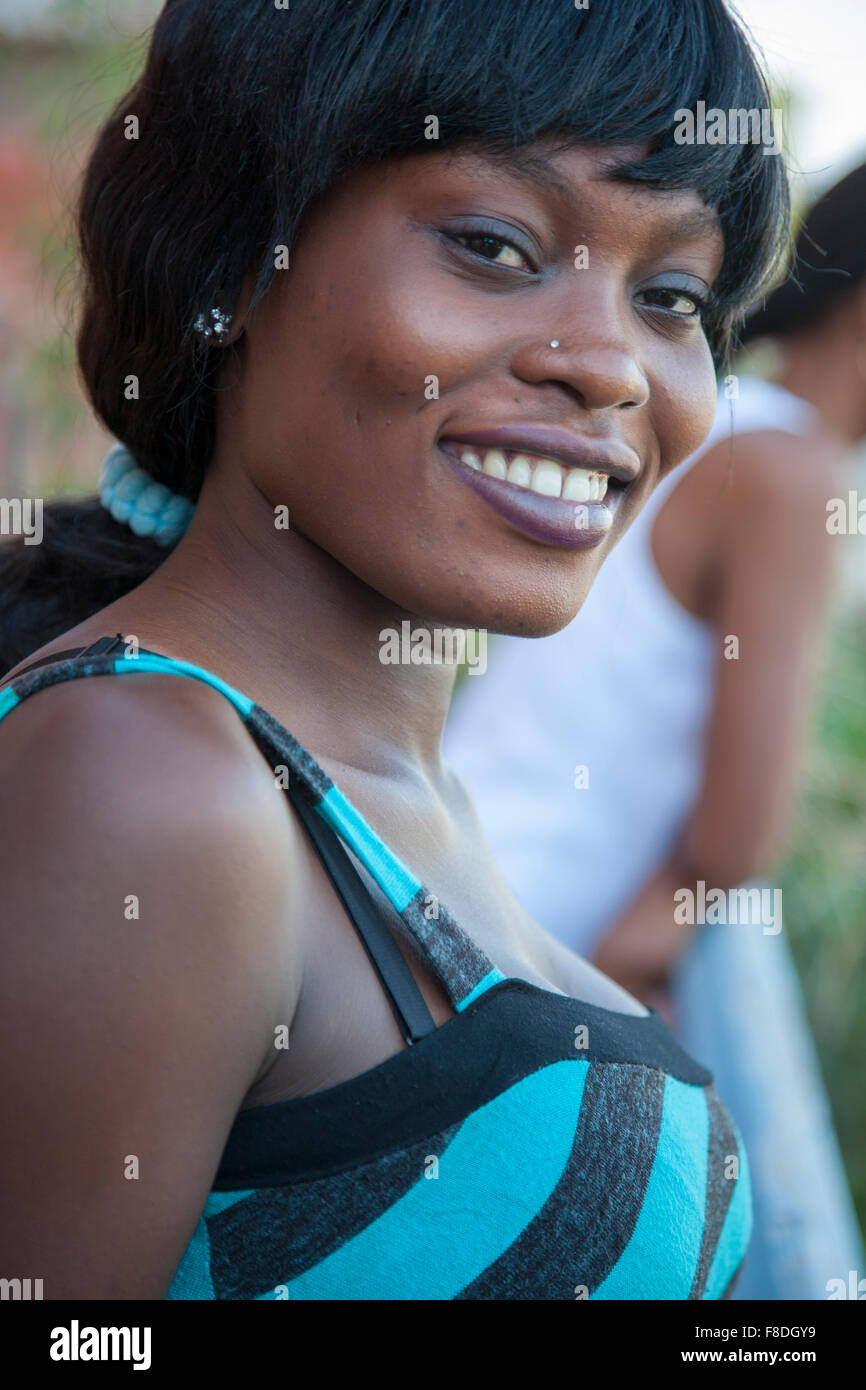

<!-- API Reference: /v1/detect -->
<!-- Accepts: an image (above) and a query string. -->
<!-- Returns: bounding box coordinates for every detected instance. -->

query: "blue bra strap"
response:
[5,636,437,1045]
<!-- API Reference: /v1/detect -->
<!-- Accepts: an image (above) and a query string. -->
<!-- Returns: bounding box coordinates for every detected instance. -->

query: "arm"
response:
[0,674,300,1298]
[593,427,847,1004]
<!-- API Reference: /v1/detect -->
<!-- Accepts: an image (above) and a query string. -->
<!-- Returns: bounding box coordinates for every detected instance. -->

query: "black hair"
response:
[741,159,866,342]
[1,0,789,674]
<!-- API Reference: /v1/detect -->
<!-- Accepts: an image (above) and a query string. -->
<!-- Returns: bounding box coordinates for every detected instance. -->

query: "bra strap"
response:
[7,635,438,1045]
[287,785,437,1044]
[3,633,129,683]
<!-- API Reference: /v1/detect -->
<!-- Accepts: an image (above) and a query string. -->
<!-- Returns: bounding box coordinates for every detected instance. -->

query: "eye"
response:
[637,285,708,318]
[445,225,536,273]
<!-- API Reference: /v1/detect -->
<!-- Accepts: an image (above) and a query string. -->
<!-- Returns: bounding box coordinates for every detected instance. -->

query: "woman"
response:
[0,0,787,1300]
[444,161,866,1298]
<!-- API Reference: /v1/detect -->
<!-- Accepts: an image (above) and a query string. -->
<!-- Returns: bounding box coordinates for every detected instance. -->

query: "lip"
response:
[439,424,641,484]
[439,442,624,550]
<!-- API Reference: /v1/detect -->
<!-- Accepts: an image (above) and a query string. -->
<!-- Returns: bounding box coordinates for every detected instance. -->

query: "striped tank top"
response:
[0,635,751,1300]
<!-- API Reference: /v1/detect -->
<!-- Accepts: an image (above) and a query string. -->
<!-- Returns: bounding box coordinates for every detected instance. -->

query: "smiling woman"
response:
[0,0,788,1302]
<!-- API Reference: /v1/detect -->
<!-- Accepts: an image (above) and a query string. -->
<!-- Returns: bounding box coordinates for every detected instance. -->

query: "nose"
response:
[510,295,650,413]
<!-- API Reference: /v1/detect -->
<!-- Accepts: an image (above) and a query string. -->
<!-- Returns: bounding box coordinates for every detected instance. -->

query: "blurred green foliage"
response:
[780,606,866,1233]
[0,35,145,143]
[0,38,144,491]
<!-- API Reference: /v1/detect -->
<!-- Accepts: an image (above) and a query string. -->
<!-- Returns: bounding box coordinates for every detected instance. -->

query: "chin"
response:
[404,566,598,640]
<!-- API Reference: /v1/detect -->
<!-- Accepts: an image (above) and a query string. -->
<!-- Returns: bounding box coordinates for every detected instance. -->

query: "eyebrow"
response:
[477,147,723,243]
[480,147,577,202]
[654,205,723,242]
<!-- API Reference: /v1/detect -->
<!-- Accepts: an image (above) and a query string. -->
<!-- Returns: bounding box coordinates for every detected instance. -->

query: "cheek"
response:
[317,264,492,416]
[243,267,458,476]
[233,261,461,567]
[238,259,499,540]
[654,338,718,474]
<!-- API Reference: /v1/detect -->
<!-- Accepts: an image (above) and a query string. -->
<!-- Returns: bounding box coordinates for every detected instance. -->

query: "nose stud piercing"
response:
[549,339,560,349]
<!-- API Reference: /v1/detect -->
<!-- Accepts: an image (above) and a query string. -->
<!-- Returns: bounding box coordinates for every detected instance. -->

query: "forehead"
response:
[445,141,723,243]
[309,140,725,273]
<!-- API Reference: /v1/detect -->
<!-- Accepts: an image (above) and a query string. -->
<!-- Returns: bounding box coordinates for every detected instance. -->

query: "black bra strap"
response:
[4,633,129,683]
[8,635,438,1045]
[287,786,437,1044]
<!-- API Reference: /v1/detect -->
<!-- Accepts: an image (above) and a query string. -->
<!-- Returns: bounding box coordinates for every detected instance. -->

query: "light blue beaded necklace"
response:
[98,444,194,547]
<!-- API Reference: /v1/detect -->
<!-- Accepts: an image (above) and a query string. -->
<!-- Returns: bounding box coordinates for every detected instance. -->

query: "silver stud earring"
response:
[194,307,233,341]
[549,339,560,349]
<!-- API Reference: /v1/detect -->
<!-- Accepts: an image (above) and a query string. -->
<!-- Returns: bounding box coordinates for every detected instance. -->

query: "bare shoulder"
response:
[694,423,849,514]
[0,661,301,948]
[4,653,260,787]
[0,664,303,1296]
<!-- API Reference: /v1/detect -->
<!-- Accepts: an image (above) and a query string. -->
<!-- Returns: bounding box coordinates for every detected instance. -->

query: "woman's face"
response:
[225,142,724,636]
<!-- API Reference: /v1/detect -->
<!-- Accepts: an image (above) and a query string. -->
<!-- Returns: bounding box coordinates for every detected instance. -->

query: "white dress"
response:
[443,377,864,1299]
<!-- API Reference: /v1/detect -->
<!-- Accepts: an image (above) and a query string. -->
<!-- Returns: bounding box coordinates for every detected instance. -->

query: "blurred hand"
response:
[593,914,685,990]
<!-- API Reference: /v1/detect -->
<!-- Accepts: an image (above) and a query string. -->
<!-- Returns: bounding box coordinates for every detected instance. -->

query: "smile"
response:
[451,447,611,501]
[438,430,637,550]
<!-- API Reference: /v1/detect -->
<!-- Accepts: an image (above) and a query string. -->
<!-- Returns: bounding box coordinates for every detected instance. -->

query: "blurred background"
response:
[0,0,864,1238]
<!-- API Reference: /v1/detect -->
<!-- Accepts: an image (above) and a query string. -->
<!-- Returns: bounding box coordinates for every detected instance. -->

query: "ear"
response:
[203,271,256,349]
[225,270,257,345]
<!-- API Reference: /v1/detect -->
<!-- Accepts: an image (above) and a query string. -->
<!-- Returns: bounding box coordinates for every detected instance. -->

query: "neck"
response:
[129,454,463,782]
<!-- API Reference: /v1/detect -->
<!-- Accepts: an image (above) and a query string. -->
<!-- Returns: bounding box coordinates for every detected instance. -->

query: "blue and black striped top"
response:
[0,637,751,1300]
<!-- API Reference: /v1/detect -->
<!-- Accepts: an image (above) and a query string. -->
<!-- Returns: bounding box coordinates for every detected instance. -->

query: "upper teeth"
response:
[458,448,610,502]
